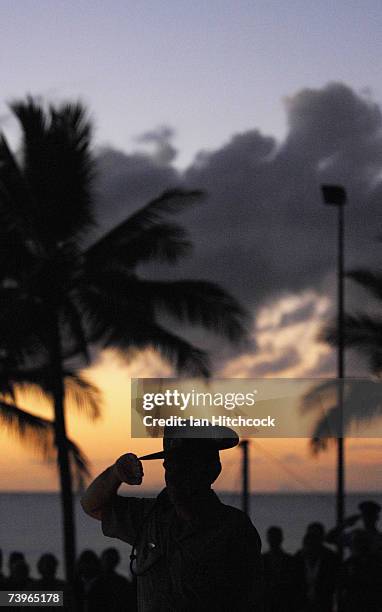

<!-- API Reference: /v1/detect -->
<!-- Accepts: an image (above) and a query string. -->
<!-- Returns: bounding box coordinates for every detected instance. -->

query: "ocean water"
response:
[1,491,381,579]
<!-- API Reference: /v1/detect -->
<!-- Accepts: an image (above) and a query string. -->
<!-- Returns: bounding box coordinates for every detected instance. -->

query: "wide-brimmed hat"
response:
[139,422,239,461]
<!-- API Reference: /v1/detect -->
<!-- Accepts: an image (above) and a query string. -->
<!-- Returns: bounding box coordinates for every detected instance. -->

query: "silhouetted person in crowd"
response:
[306,522,325,539]
[262,526,296,612]
[307,522,339,560]
[74,550,106,612]
[36,553,66,589]
[339,529,382,612]
[7,552,25,576]
[2,553,34,612]
[81,424,263,611]
[327,500,382,555]
[6,557,34,589]
[34,553,68,610]
[295,530,339,612]
[99,548,136,611]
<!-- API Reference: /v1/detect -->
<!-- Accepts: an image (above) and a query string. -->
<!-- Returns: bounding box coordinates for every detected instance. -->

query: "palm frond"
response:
[106,320,210,377]
[347,269,382,301]
[130,279,250,343]
[10,97,95,245]
[67,438,90,492]
[306,379,382,453]
[85,223,192,270]
[1,365,102,420]
[63,372,102,419]
[78,270,249,347]
[322,313,382,373]
[0,398,53,459]
[300,380,340,414]
[84,188,204,261]
[0,134,42,265]
[0,399,90,489]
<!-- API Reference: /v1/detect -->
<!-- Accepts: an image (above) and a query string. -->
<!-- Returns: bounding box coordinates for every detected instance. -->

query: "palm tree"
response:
[325,270,382,373]
[302,269,382,450]
[0,97,249,586]
[302,378,382,452]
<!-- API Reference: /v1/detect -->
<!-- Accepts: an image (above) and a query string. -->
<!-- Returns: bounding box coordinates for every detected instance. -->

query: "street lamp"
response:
[240,439,250,516]
[321,184,347,550]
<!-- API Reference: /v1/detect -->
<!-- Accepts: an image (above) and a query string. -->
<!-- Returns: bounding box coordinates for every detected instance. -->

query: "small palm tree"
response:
[301,378,382,452]
[0,97,249,586]
[302,269,382,450]
[325,270,382,373]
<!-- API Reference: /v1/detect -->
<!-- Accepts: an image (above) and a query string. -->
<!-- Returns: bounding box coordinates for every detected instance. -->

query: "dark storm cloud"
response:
[93,146,178,234]
[94,82,382,316]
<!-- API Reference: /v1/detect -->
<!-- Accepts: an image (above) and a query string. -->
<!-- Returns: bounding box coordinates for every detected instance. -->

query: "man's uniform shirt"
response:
[102,488,263,611]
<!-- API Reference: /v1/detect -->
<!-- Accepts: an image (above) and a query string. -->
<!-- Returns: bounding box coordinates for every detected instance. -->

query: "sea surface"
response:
[1,491,381,579]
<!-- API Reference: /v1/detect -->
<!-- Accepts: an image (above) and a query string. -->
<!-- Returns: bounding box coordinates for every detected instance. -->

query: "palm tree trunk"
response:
[49,311,76,596]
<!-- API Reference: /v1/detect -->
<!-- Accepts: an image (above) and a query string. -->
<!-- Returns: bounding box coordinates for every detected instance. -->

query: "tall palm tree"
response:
[0,97,249,586]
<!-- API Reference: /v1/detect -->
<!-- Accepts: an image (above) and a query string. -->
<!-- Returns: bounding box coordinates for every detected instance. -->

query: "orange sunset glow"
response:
[1,294,381,493]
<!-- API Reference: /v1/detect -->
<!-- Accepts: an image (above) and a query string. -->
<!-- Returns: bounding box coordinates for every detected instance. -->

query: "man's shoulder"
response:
[219,500,253,523]
[218,502,262,546]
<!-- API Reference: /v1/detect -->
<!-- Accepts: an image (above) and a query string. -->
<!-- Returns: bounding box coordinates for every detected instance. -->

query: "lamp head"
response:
[321,184,347,206]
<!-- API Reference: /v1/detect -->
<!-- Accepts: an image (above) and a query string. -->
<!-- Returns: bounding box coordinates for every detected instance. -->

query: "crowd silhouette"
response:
[262,500,382,612]
[1,499,382,611]
[0,547,137,611]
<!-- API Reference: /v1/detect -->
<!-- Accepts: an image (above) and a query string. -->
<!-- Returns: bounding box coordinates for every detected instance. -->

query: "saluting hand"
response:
[114,453,144,485]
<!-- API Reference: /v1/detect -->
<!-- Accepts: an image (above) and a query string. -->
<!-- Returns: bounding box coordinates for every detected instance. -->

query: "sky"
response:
[1,1,382,493]
[2,1,382,166]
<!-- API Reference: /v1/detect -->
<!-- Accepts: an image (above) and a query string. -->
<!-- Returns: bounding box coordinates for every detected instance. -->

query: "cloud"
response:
[136,126,178,166]
[93,145,178,235]
[278,301,317,328]
[93,82,382,374]
[237,347,300,377]
[220,291,334,377]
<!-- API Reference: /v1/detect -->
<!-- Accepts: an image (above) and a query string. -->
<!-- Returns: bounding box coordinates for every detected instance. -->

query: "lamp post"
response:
[240,439,250,515]
[321,184,347,552]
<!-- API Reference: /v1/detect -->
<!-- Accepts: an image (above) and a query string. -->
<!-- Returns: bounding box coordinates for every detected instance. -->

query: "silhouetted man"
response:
[327,500,382,555]
[81,424,263,611]
[262,526,296,612]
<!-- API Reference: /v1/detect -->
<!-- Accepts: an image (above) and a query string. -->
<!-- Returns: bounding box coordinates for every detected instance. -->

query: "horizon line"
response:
[1,489,382,496]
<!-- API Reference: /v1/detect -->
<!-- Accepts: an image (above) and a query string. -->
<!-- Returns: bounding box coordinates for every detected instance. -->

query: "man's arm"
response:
[326,513,360,545]
[81,453,144,520]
